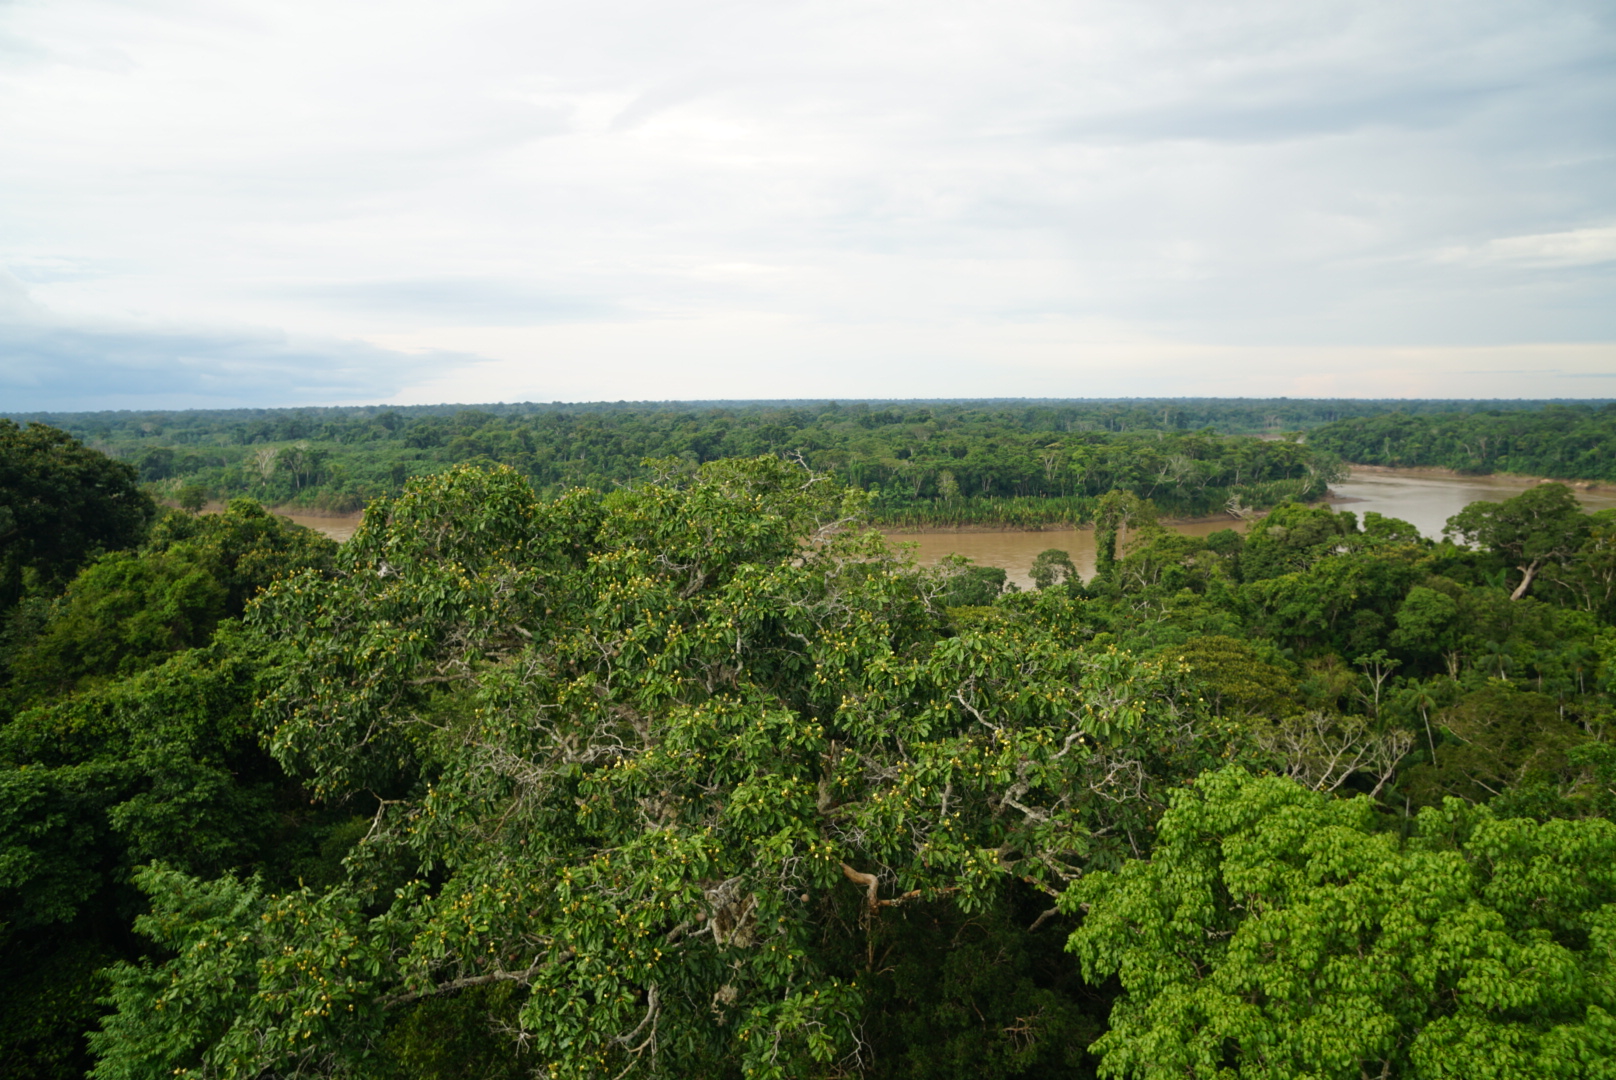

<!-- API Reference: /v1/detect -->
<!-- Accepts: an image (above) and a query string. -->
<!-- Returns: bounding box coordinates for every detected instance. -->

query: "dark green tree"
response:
[1093,491,1154,580]
[176,484,208,514]
[0,504,340,1079]
[1400,683,1590,807]
[1445,483,1590,601]
[3,501,336,711]
[0,420,155,610]
[0,635,302,1080]
[1029,548,1078,590]
[1238,502,1357,582]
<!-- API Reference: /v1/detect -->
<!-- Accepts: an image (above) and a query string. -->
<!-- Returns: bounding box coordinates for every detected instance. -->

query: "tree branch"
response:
[381,950,573,1009]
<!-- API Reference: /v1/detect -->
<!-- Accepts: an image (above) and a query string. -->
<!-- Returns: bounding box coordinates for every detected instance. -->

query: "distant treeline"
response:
[10,398,1606,525]
[1309,403,1616,482]
[10,395,1590,443]
[2,401,1376,524]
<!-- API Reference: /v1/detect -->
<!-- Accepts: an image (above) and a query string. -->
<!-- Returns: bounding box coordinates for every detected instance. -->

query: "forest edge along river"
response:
[239,467,1616,590]
[887,467,1616,589]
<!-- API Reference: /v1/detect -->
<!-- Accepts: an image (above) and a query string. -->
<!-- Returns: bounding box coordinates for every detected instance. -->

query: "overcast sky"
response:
[2,0,1613,409]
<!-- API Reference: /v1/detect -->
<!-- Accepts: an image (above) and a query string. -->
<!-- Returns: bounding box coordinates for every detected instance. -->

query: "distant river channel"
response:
[886,467,1616,590]
[277,511,363,542]
[277,469,1616,591]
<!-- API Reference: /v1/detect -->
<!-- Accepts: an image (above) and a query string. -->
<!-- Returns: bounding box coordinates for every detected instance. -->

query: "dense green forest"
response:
[5,418,1616,1079]
[11,398,1599,527]
[1310,402,1616,482]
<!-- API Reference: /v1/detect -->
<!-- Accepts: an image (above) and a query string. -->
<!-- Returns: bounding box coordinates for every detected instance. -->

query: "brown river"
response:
[273,511,362,542]
[887,469,1616,589]
[275,469,1616,590]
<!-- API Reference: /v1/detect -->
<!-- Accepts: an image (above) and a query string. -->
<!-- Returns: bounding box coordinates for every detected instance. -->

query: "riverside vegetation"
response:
[4,415,1616,1080]
[1309,402,1616,483]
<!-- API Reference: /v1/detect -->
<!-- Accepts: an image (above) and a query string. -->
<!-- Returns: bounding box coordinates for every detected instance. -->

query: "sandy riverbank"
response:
[1343,462,1610,491]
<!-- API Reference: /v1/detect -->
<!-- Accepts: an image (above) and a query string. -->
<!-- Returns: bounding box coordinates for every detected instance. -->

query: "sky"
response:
[1,0,1613,410]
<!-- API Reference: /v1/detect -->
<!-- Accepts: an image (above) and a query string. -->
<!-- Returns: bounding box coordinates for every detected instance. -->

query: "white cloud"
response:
[365,318,1616,404]
[1447,226,1616,268]
[0,0,1613,405]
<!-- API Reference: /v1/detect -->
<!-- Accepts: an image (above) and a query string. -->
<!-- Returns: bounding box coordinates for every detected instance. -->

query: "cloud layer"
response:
[1,0,1612,406]
[0,273,463,410]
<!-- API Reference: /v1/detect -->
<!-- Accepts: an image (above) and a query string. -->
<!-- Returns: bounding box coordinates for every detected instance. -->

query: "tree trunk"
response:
[1510,560,1541,601]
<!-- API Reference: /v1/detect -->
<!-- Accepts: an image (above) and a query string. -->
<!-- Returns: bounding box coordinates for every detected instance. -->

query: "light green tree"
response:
[1068,768,1616,1080]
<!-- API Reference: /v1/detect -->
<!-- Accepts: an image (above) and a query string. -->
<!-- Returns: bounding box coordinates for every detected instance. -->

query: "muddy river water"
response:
[887,469,1616,590]
[276,511,362,542]
[279,469,1616,591]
